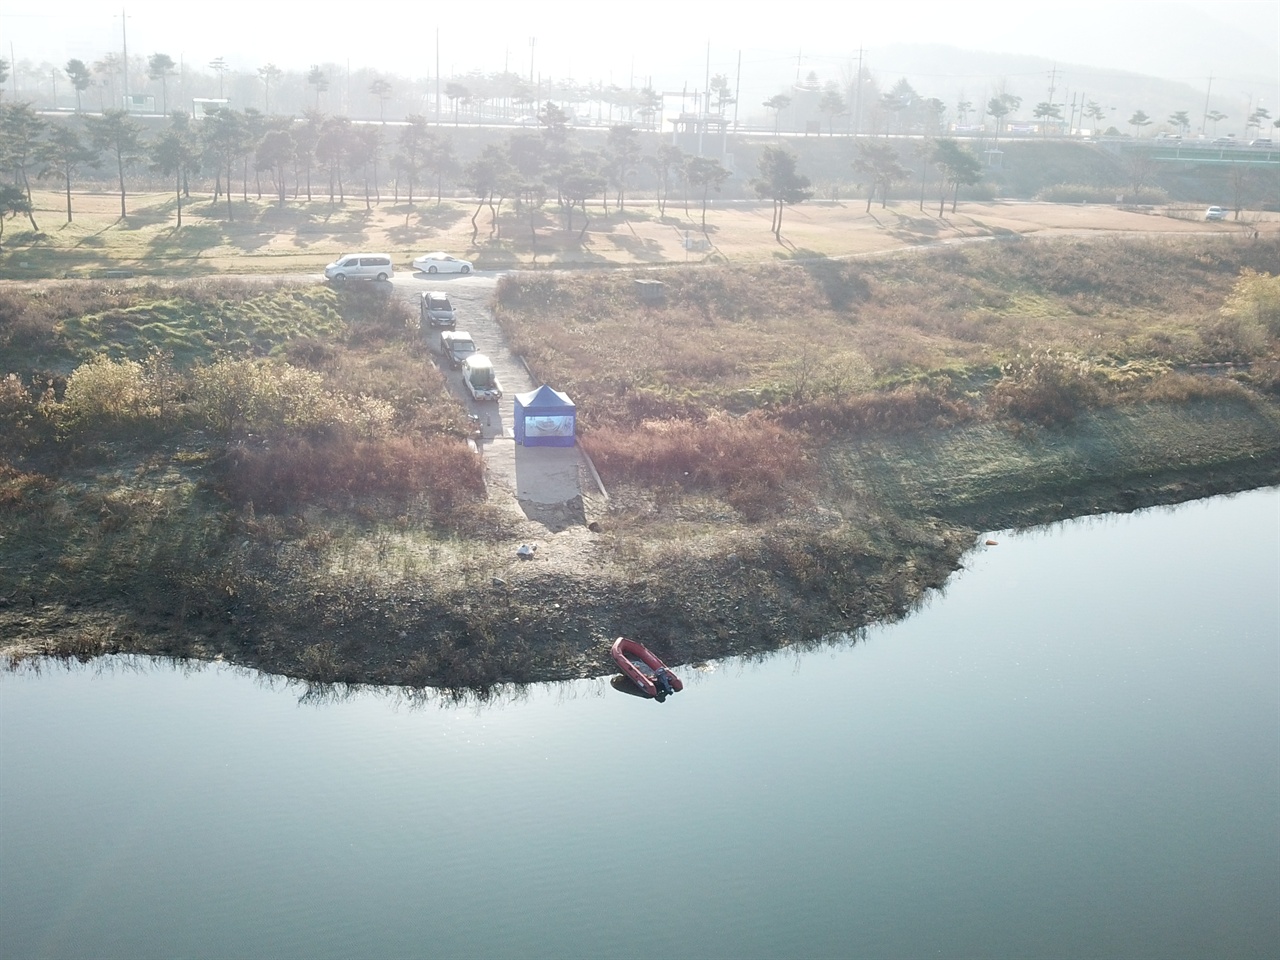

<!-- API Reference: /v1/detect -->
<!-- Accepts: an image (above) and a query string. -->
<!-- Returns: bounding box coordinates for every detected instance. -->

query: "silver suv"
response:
[421,291,455,328]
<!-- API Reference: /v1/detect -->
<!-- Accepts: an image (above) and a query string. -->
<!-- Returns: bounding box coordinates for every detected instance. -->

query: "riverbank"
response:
[2,235,1278,691]
[3,397,1277,691]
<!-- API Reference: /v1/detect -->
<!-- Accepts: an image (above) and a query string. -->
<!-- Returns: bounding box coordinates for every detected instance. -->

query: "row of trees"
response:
[0,99,457,231]
[2,95,994,248]
[4,51,670,129]
[0,98,739,239]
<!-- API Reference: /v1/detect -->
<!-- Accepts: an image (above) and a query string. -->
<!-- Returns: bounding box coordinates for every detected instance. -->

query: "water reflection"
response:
[2,487,1276,960]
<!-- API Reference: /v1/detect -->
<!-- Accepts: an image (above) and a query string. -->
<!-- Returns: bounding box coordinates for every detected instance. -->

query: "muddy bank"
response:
[4,458,1276,693]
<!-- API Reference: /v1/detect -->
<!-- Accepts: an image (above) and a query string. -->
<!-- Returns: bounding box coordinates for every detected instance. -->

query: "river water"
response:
[2,487,1277,960]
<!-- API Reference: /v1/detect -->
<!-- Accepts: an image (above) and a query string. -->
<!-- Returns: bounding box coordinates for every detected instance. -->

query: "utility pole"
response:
[699,39,709,156]
[733,49,741,133]
[119,7,130,111]
[853,46,864,135]
[1201,76,1213,135]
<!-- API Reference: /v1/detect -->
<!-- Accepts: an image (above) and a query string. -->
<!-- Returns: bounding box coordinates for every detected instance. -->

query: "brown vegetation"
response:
[3,235,1280,693]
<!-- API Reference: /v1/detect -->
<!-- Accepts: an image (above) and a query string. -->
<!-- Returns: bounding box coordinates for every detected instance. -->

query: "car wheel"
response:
[332,274,346,283]
[428,266,438,274]
[377,272,388,282]
[461,265,471,274]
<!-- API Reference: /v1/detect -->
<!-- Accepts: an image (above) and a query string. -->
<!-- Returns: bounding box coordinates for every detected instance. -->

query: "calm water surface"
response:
[2,488,1277,960]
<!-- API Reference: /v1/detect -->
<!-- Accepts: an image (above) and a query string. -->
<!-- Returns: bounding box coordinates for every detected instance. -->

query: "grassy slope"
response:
[833,398,1280,529]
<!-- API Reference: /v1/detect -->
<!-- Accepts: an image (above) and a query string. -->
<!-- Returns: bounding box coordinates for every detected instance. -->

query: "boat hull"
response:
[610,637,683,701]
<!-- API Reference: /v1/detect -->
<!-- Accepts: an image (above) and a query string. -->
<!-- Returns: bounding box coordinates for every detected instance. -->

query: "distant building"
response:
[192,98,230,117]
[667,111,730,164]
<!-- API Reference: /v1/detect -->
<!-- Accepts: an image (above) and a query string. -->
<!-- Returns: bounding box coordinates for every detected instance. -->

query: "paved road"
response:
[385,271,591,510]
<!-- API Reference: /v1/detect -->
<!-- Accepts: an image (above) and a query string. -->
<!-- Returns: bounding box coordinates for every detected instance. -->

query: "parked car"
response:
[412,252,473,274]
[1211,136,1237,146]
[1249,138,1272,147]
[421,291,456,328]
[1204,206,1227,221]
[323,253,394,283]
[461,353,502,400]
[438,330,477,369]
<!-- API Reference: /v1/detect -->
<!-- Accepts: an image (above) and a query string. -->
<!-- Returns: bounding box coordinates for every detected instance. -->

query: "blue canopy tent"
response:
[513,385,576,447]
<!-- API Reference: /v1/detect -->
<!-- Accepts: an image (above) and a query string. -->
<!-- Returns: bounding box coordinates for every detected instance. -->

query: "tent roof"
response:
[514,385,574,409]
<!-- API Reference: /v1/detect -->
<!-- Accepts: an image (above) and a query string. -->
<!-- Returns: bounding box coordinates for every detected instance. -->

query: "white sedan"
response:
[412,252,474,275]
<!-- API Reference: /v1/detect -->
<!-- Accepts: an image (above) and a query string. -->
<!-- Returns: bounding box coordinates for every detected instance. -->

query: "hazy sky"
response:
[3,0,1277,104]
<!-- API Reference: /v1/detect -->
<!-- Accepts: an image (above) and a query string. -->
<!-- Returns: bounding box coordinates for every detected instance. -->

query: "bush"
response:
[992,352,1103,425]
[1220,269,1280,338]
[581,413,813,500]
[0,374,55,452]
[218,434,485,515]
[60,354,158,432]
[189,358,345,438]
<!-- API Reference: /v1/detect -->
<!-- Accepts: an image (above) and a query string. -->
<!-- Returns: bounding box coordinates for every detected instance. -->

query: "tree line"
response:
[1,94,990,247]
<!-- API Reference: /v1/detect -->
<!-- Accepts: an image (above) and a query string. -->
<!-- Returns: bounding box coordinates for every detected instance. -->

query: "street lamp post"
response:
[114,8,130,111]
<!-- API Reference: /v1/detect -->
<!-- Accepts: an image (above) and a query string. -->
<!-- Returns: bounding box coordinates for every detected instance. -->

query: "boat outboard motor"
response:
[656,669,674,697]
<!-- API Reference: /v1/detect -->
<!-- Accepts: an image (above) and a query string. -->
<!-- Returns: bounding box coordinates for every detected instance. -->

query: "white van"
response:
[324,253,394,283]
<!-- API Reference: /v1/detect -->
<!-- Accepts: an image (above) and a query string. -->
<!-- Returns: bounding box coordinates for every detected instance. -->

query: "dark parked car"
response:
[439,330,477,368]
[421,291,456,329]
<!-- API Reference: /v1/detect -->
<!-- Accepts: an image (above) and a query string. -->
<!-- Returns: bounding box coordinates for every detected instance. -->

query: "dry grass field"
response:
[2,186,1279,692]
[3,188,1274,280]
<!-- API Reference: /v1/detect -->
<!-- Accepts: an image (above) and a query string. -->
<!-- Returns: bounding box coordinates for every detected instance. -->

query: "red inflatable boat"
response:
[610,637,683,702]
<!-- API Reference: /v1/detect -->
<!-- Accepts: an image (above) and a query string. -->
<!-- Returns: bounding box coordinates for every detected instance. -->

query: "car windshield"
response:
[451,339,475,354]
[468,365,493,386]
[429,296,449,308]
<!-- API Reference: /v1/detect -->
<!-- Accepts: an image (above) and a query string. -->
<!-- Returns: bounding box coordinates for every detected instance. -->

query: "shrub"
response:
[0,374,55,452]
[1220,269,1280,339]
[218,434,485,516]
[581,413,813,498]
[991,352,1104,425]
[189,358,344,438]
[59,354,158,432]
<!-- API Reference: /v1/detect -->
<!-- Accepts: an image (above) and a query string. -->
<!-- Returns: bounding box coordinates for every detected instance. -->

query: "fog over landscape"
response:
[2,0,1276,129]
